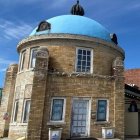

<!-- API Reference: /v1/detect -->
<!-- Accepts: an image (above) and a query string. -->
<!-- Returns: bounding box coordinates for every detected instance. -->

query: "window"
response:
[22,99,31,123]
[128,101,138,112]
[50,98,66,122]
[36,21,51,32]
[0,88,2,105]
[76,48,93,73]
[30,48,38,68]
[97,100,108,121]
[13,100,19,122]
[19,50,26,71]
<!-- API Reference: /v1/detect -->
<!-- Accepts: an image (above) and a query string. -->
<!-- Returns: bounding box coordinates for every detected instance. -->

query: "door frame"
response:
[70,97,91,138]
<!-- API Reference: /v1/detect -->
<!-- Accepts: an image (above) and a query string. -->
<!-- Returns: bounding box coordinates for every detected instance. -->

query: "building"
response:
[0,1,125,140]
[125,84,140,137]
[125,69,140,89]
[124,69,140,137]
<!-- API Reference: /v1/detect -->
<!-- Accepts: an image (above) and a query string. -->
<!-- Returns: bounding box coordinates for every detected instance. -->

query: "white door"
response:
[71,99,90,137]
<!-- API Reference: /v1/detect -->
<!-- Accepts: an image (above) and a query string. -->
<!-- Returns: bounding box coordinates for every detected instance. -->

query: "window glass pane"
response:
[13,101,19,122]
[82,61,86,66]
[78,55,82,61]
[31,49,38,68]
[77,66,81,72]
[82,66,86,72]
[97,100,107,121]
[87,51,91,55]
[23,100,31,123]
[51,99,64,121]
[87,56,91,61]
[83,56,86,60]
[77,61,81,65]
[20,51,26,71]
[86,67,90,72]
[87,62,90,67]
[83,50,86,55]
[78,49,82,54]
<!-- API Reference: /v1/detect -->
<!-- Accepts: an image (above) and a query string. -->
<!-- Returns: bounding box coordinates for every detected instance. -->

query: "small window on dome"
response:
[36,21,51,32]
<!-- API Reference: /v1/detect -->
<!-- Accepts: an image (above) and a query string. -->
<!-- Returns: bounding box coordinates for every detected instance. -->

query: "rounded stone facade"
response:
[6,14,125,140]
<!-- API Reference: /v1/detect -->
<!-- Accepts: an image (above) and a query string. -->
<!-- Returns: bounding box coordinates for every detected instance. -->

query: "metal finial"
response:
[71,0,85,16]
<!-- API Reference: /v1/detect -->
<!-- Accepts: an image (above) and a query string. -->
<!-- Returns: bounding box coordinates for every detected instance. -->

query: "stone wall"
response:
[6,34,125,140]
[0,64,18,137]
[41,75,114,139]
[8,71,33,139]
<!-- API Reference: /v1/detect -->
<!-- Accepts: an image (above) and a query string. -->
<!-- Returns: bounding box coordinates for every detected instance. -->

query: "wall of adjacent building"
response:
[125,69,140,88]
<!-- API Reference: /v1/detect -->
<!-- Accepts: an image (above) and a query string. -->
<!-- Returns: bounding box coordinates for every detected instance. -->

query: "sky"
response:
[0,0,140,87]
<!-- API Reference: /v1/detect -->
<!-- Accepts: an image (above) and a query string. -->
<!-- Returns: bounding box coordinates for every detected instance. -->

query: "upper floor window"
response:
[13,100,19,122]
[96,99,108,122]
[50,98,66,122]
[30,48,38,68]
[19,50,26,71]
[22,99,31,123]
[76,48,93,73]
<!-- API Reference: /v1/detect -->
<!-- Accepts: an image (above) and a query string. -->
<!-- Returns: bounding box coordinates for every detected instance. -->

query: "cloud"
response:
[0,0,41,5]
[0,68,6,73]
[48,0,69,9]
[0,19,33,40]
[0,58,17,65]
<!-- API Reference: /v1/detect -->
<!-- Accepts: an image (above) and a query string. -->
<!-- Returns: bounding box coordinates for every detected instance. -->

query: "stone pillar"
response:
[0,64,18,137]
[112,57,125,140]
[27,47,49,140]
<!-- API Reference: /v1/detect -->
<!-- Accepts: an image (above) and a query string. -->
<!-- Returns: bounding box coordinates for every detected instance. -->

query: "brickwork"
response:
[125,69,140,88]
[8,71,34,139]
[0,64,18,137]
[1,34,125,140]
[27,47,49,140]
[41,75,115,139]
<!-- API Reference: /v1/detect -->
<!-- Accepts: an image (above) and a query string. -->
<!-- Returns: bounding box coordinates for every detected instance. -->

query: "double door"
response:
[71,99,90,137]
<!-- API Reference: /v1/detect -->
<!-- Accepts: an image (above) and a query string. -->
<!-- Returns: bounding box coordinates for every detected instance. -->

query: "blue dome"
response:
[30,15,111,42]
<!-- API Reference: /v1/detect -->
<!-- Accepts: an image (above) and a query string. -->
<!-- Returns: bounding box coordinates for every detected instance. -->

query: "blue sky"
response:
[0,0,140,87]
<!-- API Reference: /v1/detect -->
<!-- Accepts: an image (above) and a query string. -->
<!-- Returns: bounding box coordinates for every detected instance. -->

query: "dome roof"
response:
[30,15,112,42]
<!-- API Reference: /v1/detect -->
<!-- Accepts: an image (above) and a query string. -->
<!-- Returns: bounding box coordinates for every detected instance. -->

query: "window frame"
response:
[29,47,39,69]
[96,99,109,122]
[50,97,66,122]
[22,99,31,123]
[12,100,19,123]
[75,47,93,73]
[19,50,26,72]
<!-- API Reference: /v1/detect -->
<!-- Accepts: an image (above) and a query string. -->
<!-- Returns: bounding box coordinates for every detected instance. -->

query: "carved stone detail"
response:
[112,57,124,68]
